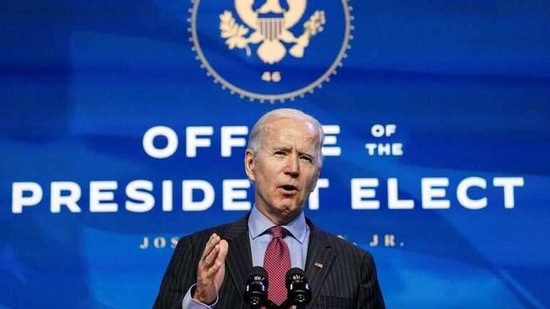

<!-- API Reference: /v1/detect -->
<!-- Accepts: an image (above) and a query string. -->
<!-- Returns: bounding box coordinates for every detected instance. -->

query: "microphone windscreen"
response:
[285,267,312,305]
[248,266,268,282]
[244,266,269,306]
[285,267,306,284]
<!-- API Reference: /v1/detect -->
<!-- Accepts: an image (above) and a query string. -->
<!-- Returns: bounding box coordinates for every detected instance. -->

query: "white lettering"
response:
[162,180,173,211]
[321,125,341,156]
[385,124,397,137]
[422,178,450,209]
[351,178,380,209]
[186,126,213,157]
[457,177,487,210]
[308,178,329,210]
[143,126,178,159]
[387,178,414,209]
[371,124,397,137]
[493,177,524,208]
[9,175,525,214]
[12,182,43,214]
[223,179,251,211]
[365,143,403,156]
[182,180,214,211]
[51,181,82,213]
[221,126,248,157]
[153,236,166,249]
[371,124,385,137]
[126,180,155,212]
[90,181,118,212]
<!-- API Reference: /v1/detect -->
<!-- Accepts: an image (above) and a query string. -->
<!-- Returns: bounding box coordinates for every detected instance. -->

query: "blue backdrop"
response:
[1,0,549,308]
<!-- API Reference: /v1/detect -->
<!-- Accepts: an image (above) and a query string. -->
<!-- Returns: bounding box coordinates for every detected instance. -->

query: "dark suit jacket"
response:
[152,215,385,309]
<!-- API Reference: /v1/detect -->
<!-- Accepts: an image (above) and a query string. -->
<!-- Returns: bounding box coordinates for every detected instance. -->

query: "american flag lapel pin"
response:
[314,262,324,269]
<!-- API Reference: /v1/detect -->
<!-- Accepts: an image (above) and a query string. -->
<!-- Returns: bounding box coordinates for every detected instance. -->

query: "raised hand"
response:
[193,233,229,304]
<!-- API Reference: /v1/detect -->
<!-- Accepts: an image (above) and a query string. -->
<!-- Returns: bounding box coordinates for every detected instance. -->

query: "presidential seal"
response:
[189,0,353,103]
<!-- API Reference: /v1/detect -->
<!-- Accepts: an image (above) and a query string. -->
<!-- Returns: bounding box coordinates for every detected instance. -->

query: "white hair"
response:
[246,108,324,166]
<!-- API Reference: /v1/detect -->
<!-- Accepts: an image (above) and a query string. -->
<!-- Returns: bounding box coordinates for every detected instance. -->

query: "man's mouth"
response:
[280,184,298,193]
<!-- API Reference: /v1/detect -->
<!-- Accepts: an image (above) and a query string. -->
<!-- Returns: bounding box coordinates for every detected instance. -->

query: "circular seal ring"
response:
[188,0,353,103]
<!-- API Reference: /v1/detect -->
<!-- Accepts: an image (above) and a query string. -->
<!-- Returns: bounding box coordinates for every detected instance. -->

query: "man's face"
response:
[245,117,321,225]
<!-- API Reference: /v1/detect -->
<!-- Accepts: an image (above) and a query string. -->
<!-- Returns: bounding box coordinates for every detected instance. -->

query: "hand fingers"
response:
[200,233,220,264]
[200,234,229,270]
[217,239,229,262]
[194,238,228,304]
[203,245,220,268]
[204,240,229,277]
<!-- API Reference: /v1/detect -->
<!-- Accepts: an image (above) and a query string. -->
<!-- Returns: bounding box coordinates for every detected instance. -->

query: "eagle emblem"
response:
[219,0,326,64]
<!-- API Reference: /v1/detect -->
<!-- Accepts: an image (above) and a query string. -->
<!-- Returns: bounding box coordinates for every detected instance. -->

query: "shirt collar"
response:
[248,205,307,244]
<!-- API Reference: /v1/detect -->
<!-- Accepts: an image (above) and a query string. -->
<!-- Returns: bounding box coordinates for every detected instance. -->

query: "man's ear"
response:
[311,168,321,192]
[244,149,256,181]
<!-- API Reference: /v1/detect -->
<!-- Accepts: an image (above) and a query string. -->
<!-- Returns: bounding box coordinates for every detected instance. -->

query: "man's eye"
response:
[300,156,313,163]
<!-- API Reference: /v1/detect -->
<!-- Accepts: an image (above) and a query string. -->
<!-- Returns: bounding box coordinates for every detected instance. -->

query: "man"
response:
[152,108,385,308]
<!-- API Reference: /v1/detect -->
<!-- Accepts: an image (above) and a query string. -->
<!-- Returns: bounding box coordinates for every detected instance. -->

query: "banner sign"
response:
[1,0,549,308]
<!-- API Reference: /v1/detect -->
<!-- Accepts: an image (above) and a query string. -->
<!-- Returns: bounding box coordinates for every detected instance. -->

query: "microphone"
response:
[285,268,312,307]
[244,266,269,308]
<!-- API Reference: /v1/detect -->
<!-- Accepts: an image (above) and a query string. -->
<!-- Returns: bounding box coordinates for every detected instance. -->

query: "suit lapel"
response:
[223,215,252,299]
[221,215,337,305]
[304,221,335,305]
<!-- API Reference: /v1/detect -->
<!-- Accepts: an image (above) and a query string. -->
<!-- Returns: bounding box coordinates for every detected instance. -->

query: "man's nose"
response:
[284,155,300,177]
